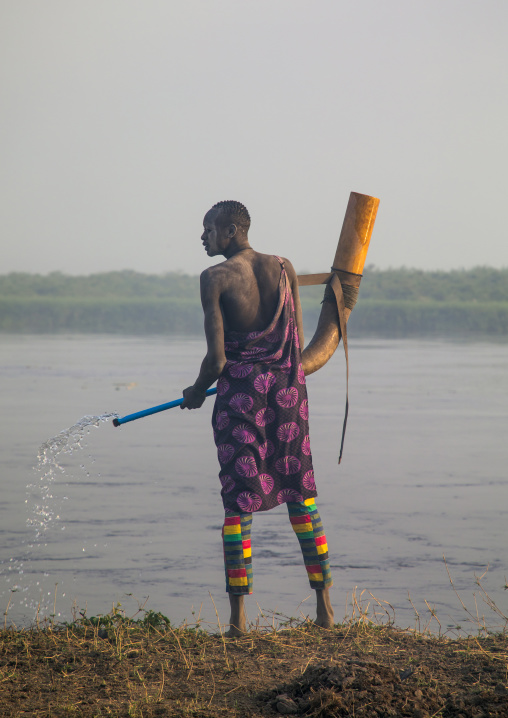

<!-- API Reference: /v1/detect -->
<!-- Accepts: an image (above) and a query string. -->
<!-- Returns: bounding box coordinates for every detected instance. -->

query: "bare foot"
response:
[225,593,247,637]
[224,626,245,638]
[315,586,334,628]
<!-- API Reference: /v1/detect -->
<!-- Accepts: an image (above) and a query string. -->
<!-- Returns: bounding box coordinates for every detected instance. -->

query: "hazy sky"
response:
[1,1,507,276]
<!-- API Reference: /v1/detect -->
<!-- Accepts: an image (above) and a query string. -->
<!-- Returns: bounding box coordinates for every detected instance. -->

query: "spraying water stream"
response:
[4,413,118,620]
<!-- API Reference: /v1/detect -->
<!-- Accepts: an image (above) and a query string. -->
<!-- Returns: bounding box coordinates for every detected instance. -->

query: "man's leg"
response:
[222,512,253,636]
[287,498,334,628]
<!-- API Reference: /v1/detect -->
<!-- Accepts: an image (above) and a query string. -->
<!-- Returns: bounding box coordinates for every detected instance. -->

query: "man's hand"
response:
[180,385,207,410]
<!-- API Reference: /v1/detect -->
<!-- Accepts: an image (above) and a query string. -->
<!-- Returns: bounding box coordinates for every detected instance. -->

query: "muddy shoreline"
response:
[1,610,507,718]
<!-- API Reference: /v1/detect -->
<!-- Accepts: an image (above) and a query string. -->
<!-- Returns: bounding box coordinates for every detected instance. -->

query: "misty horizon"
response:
[2,1,507,276]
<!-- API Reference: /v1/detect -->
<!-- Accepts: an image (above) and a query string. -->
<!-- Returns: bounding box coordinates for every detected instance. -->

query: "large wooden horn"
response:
[299,192,380,376]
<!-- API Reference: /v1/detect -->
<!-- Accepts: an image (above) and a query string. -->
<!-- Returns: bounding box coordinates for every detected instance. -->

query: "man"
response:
[181,200,333,635]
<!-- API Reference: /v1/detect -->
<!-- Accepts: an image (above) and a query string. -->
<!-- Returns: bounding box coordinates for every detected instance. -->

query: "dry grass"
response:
[1,570,507,718]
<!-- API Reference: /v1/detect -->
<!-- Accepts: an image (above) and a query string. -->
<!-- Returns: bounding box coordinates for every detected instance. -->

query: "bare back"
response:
[212,250,283,333]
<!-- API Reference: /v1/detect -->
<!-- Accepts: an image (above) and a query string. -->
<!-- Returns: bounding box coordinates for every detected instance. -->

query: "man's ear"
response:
[228,223,238,238]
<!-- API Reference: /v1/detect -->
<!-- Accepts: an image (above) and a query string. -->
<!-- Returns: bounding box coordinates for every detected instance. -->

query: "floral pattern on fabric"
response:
[212,256,316,512]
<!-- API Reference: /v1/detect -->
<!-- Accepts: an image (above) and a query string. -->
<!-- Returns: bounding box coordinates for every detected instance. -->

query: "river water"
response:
[0,334,506,635]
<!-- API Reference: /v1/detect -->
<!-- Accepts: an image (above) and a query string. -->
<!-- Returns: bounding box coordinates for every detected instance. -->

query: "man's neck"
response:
[224,239,252,259]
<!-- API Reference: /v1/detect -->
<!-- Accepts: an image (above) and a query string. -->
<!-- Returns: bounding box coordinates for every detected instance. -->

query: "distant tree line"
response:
[0,270,200,300]
[1,267,507,337]
[359,265,508,303]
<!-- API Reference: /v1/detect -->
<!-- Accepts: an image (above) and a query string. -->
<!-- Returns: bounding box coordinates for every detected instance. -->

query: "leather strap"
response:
[299,266,362,464]
[329,273,350,464]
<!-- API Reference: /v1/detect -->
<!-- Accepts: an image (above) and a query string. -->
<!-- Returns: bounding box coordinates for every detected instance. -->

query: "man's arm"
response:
[284,258,305,349]
[181,268,227,409]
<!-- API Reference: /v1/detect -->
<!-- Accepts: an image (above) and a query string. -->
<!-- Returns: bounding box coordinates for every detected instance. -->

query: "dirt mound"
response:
[263,635,508,717]
[1,615,507,717]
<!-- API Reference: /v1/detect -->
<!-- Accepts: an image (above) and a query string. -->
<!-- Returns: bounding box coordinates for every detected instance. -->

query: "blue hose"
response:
[112,387,217,427]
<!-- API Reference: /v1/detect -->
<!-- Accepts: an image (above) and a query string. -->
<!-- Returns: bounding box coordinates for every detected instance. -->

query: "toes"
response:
[225,628,246,638]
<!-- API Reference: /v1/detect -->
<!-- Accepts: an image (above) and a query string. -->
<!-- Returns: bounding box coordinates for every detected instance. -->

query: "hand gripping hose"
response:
[112,387,218,427]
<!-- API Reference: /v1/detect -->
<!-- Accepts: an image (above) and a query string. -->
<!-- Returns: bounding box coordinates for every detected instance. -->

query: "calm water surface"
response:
[0,334,506,634]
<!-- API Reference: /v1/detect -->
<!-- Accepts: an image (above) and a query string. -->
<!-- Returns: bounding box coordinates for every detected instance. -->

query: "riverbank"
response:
[2,267,508,336]
[1,608,507,717]
[2,296,508,338]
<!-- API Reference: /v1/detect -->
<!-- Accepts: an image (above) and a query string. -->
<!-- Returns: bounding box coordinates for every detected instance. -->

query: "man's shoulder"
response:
[200,259,230,278]
[200,261,232,294]
[278,255,297,282]
[201,252,258,282]
[200,251,296,288]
